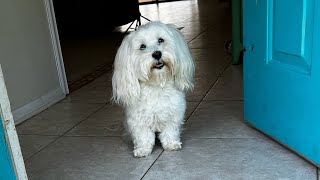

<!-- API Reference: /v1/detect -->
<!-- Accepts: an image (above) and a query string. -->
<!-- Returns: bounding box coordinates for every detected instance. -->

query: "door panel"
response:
[243,0,320,166]
[270,0,314,73]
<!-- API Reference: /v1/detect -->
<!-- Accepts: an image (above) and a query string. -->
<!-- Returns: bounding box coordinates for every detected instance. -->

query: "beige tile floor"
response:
[17,0,319,179]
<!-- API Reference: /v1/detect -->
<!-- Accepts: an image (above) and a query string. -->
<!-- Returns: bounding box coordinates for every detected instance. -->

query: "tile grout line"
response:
[20,136,261,139]
[185,137,263,140]
[201,62,233,101]
[68,61,113,92]
[185,61,232,123]
[187,30,207,44]
[187,99,243,103]
[18,134,59,137]
[51,102,109,136]
[201,99,243,102]
[63,135,122,138]
[19,134,123,138]
[59,101,107,105]
[24,136,60,162]
[140,150,164,180]
[24,102,109,162]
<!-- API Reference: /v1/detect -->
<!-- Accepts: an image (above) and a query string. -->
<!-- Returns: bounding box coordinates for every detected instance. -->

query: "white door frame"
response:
[0,66,28,180]
[43,0,69,95]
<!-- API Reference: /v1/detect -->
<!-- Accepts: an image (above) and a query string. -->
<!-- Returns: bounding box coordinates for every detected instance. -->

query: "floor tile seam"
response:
[68,64,113,85]
[58,101,108,105]
[62,135,122,138]
[24,103,109,162]
[185,62,231,123]
[187,30,207,44]
[140,150,164,180]
[18,102,109,136]
[18,134,59,137]
[59,102,110,137]
[16,98,108,130]
[185,119,251,124]
[201,99,244,102]
[187,100,202,102]
[200,63,233,100]
[180,13,202,25]
[184,137,264,140]
[24,135,61,162]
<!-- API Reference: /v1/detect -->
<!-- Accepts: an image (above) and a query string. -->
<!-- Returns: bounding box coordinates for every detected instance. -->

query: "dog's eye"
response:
[158,38,164,44]
[140,44,146,50]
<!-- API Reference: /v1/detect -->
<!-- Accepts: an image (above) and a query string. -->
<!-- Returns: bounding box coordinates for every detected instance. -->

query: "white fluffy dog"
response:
[112,21,195,157]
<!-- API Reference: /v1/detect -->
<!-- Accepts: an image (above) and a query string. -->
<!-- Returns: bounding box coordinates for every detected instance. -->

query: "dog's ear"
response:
[167,24,195,92]
[112,33,140,106]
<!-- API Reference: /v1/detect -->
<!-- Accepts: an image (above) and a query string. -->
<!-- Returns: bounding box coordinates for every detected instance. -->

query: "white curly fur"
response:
[112,21,195,157]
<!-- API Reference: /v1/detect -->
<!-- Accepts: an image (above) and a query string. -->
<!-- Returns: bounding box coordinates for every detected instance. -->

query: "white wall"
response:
[0,0,66,124]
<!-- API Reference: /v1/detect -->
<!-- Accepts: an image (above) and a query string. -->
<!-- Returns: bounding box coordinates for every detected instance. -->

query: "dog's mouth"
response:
[153,61,165,69]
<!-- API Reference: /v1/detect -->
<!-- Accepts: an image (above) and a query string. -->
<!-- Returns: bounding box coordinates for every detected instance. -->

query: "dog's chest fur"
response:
[126,80,186,132]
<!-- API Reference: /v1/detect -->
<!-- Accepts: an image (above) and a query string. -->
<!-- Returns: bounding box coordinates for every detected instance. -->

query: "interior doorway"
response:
[52,1,145,92]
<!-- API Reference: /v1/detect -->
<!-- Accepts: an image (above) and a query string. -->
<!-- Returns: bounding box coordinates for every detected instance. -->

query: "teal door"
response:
[0,116,16,180]
[0,65,27,179]
[243,0,320,166]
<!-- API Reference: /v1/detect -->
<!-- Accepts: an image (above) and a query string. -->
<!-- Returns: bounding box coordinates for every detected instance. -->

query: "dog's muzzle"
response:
[154,61,164,69]
[152,51,164,69]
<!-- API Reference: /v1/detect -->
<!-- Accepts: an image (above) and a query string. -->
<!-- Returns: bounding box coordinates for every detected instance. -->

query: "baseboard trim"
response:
[13,88,66,125]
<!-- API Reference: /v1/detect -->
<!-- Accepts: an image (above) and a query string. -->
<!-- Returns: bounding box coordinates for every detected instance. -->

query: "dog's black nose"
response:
[152,51,162,60]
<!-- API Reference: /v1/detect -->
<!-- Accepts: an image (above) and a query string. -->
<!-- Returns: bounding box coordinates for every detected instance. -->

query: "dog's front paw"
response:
[162,141,182,151]
[133,147,153,158]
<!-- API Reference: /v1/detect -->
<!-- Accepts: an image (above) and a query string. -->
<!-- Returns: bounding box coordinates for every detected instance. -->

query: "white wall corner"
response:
[13,87,65,125]
[44,0,69,95]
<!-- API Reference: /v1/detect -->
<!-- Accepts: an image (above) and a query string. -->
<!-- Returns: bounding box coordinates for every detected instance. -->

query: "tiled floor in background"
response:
[17,0,319,179]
